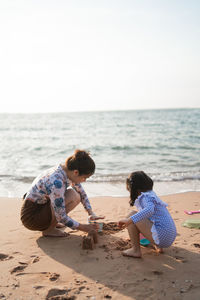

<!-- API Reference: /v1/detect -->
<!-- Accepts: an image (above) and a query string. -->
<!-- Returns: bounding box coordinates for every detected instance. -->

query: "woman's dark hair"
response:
[65,149,95,176]
[126,171,153,206]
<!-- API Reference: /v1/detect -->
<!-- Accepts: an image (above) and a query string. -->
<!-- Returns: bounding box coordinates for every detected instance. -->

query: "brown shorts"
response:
[20,196,52,231]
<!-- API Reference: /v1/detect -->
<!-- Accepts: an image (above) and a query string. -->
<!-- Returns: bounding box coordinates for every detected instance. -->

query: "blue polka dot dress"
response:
[131,191,177,248]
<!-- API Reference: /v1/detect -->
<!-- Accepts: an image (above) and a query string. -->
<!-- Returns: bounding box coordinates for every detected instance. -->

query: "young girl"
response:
[21,149,103,237]
[119,171,176,258]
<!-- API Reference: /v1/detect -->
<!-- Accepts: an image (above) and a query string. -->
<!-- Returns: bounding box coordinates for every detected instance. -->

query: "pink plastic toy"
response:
[184,210,200,215]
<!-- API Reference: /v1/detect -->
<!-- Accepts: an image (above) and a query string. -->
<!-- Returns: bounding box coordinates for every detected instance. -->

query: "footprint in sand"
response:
[18,261,29,266]
[46,288,75,300]
[174,255,188,263]
[31,256,40,263]
[33,285,44,290]
[152,270,163,275]
[0,253,13,261]
[48,273,60,281]
[9,255,40,274]
[10,263,28,274]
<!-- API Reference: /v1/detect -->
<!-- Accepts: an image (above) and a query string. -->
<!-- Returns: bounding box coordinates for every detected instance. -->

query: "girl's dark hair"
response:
[126,171,153,206]
[65,149,95,176]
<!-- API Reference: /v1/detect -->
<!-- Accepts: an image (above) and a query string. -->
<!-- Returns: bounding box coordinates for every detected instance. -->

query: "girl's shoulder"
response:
[140,191,168,207]
[139,190,155,199]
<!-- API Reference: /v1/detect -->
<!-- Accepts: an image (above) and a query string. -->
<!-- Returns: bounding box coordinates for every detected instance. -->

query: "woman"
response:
[21,149,103,237]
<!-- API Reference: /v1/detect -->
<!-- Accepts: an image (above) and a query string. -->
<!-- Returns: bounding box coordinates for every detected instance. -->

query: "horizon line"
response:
[0,107,199,114]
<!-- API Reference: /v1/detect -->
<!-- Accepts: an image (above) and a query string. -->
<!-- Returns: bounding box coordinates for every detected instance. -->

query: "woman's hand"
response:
[88,214,105,221]
[118,218,132,229]
[88,211,105,220]
[78,223,99,233]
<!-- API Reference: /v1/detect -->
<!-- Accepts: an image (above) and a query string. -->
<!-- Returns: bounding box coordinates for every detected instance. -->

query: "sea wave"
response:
[0,108,199,197]
[6,171,199,185]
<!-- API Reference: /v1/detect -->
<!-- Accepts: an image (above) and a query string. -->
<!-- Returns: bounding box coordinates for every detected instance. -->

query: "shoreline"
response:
[1,178,200,199]
[1,192,200,299]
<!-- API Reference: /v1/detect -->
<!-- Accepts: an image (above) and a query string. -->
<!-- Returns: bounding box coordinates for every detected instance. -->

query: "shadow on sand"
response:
[37,231,200,300]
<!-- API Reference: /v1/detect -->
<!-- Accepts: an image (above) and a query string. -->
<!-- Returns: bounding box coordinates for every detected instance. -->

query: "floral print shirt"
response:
[24,164,92,229]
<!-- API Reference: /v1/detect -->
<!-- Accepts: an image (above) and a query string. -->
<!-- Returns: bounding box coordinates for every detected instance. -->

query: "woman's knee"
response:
[65,188,80,205]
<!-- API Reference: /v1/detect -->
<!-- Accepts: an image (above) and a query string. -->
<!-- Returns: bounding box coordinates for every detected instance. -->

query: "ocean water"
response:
[0,108,199,198]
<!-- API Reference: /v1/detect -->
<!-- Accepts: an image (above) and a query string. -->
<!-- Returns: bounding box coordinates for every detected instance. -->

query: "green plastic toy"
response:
[182,219,200,229]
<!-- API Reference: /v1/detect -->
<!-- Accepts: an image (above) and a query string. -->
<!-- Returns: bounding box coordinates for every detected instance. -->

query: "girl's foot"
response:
[122,248,142,258]
[56,222,66,228]
[154,245,164,253]
[156,247,164,253]
[42,228,69,237]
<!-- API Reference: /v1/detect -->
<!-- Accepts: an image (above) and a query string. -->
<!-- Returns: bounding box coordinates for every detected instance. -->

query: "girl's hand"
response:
[118,218,132,228]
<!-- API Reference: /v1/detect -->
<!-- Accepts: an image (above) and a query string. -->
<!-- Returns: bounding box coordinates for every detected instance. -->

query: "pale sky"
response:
[0,0,200,113]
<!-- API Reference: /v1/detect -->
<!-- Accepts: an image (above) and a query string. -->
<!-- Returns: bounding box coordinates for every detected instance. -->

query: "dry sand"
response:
[0,192,200,300]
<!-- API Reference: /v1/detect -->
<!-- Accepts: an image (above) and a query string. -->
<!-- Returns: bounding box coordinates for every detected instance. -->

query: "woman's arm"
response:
[74,184,105,219]
[74,183,92,212]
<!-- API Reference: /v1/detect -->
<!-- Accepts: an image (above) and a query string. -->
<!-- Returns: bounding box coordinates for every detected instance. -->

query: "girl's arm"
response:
[118,218,132,228]
[119,198,155,228]
[131,197,155,224]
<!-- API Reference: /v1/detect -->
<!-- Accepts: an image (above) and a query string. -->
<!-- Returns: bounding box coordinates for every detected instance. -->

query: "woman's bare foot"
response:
[122,248,142,258]
[56,222,66,228]
[42,228,69,237]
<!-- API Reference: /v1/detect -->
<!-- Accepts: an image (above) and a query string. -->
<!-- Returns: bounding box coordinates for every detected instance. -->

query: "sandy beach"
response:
[1,192,200,300]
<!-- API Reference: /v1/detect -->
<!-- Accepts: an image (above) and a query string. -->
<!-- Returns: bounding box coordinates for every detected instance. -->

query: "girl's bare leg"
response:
[123,210,156,258]
[42,188,80,237]
[136,219,163,253]
[123,222,142,258]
